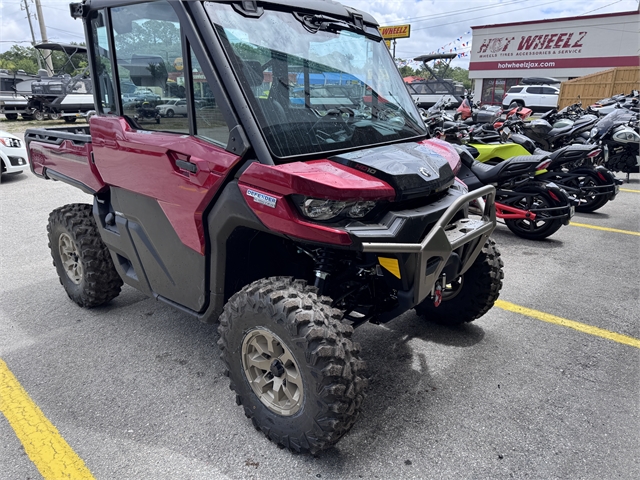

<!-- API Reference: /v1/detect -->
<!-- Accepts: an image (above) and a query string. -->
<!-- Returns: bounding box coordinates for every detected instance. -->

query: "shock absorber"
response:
[313,248,335,294]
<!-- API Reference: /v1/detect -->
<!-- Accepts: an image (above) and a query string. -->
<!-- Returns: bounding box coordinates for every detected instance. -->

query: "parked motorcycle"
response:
[455,96,503,124]
[590,90,639,116]
[450,143,575,240]
[519,111,599,150]
[448,118,620,213]
[421,98,467,142]
[588,108,640,178]
[504,125,619,212]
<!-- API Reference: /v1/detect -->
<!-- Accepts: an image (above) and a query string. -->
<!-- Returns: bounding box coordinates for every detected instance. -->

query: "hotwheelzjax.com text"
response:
[498,61,556,69]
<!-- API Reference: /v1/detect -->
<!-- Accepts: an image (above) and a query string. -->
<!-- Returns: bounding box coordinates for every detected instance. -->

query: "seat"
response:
[464,152,547,183]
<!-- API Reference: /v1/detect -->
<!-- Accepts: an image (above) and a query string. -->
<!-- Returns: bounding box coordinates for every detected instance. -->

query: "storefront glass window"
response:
[482,79,495,104]
[481,78,521,105]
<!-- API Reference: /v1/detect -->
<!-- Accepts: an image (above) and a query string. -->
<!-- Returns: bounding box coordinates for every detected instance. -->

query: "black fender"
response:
[574,165,620,199]
[533,181,575,224]
[508,181,574,225]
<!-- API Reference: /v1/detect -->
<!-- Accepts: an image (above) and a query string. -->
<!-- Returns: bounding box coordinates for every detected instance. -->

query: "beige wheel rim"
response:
[58,232,83,284]
[241,328,304,416]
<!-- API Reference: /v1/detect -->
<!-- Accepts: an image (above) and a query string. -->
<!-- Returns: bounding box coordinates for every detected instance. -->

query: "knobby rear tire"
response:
[47,203,123,307]
[218,277,367,454]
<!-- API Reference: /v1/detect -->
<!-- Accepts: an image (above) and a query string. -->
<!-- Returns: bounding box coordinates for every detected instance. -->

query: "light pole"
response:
[34,0,54,75]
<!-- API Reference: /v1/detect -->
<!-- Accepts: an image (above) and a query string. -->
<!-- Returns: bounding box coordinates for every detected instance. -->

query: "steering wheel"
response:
[311,107,355,142]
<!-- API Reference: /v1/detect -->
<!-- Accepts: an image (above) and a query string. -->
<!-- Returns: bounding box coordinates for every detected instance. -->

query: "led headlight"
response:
[302,199,348,220]
[589,127,598,139]
[298,198,378,221]
[347,201,377,218]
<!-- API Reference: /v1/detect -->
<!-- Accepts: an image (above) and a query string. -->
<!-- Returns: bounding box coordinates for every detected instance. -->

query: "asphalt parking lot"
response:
[1,118,638,479]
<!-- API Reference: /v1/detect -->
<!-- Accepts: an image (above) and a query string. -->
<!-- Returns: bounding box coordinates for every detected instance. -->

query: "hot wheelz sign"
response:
[476,31,588,58]
[469,11,640,73]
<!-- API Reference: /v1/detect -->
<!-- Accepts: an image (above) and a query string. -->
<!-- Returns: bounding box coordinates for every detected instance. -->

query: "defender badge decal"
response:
[246,189,277,208]
[419,167,432,178]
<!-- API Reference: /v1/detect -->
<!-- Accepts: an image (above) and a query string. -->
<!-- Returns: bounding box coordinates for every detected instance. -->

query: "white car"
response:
[502,84,559,112]
[157,99,188,117]
[0,130,29,177]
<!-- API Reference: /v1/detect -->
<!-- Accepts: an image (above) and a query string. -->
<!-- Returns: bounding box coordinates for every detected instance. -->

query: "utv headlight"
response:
[302,198,348,220]
[299,198,377,221]
[347,200,377,218]
[589,127,598,139]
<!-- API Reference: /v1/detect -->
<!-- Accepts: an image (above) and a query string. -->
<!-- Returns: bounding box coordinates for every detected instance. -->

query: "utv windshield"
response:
[205,3,427,159]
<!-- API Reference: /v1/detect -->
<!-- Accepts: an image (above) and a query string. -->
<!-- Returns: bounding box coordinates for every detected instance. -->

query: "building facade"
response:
[468,9,640,105]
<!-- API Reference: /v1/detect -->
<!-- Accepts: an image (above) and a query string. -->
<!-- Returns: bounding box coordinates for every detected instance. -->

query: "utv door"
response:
[87,3,239,312]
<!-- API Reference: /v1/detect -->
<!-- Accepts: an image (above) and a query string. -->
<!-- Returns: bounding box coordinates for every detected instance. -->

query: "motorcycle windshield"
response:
[205,3,426,159]
[595,109,635,135]
[428,97,447,114]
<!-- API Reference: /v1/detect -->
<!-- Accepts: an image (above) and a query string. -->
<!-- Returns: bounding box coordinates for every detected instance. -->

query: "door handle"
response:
[176,159,198,174]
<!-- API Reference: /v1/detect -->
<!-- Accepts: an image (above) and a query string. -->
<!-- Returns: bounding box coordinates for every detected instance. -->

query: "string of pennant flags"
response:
[394,30,474,69]
[430,30,473,59]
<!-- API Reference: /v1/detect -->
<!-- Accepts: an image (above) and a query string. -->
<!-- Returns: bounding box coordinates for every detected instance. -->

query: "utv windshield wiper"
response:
[293,12,380,41]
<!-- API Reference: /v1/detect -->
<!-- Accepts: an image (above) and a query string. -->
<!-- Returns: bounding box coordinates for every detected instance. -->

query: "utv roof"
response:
[71,0,378,25]
[34,43,87,55]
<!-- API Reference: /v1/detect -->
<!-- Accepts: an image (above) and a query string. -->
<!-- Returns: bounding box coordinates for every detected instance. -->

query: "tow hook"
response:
[431,273,446,307]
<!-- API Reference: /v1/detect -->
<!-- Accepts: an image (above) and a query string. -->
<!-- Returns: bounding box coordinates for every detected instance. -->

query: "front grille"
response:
[387,189,450,212]
[8,156,27,166]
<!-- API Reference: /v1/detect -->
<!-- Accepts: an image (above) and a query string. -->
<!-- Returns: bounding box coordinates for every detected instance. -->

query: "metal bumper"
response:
[360,185,496,306]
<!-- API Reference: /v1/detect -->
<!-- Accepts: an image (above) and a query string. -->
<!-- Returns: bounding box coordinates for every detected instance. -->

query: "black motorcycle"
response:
[588,109,640,178]
[454,145,576,240]
[498,119,621,212]
[519,111,599,150]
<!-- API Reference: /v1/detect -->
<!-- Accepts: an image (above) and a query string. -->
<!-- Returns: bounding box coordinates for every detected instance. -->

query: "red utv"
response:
[26,0,503,454]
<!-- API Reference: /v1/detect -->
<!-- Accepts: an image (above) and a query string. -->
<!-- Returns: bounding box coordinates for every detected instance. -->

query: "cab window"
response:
[190,46,229,146]
[88,9,116,113]
[111,1,188,133]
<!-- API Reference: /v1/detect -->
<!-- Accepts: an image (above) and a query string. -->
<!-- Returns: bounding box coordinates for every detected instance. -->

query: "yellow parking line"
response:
[0,359,94,480]
[619,188,639,193]
[569,222,640,236]
[495,300,640,349]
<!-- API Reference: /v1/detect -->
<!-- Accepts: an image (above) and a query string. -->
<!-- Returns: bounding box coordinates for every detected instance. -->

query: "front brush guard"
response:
[360,185,496,307]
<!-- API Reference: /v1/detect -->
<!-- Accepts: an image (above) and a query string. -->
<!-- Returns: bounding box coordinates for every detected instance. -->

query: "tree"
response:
[397,63,417,78]
[0,44,89,76]
[0,45,39,74]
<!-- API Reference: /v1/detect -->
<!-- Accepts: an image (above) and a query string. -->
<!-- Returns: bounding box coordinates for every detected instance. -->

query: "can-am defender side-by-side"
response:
[26,0,504,453]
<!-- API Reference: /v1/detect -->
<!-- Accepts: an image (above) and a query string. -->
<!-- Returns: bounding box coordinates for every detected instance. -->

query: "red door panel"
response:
[90,116,241,254]
[89,116,241,312]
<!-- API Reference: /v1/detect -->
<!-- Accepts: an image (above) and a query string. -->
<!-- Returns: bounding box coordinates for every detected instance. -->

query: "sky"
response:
[1,0,638,68]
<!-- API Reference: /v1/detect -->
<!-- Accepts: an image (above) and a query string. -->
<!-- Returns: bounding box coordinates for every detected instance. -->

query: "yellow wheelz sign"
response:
[379,24,411,39]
